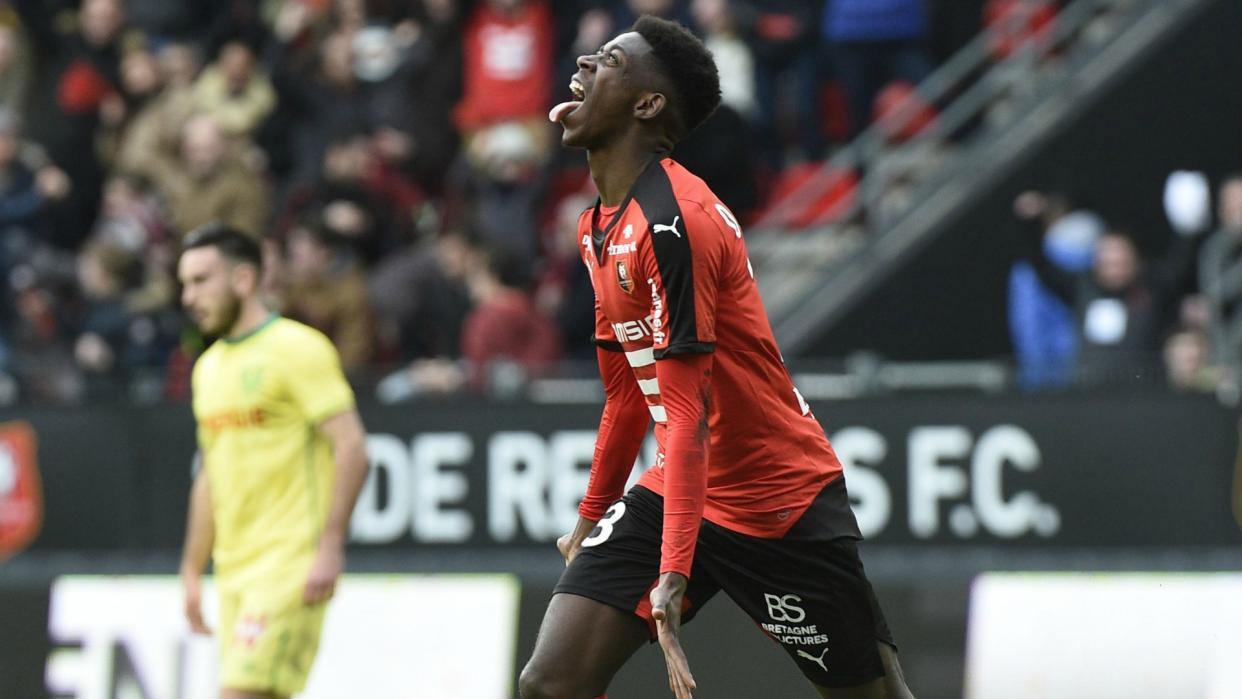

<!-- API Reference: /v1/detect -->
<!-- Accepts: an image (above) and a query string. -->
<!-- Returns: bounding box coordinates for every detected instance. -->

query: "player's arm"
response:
[283,329,365,604]
[303,408,368,604]
[561,343,651,563]
[1014,194,1076,303]
[642,199,730,697]
[180,461,213,634]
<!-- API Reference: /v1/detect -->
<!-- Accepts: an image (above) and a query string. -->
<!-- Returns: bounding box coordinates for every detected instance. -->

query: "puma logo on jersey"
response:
[797,648,829,673]
[652,216,681,237]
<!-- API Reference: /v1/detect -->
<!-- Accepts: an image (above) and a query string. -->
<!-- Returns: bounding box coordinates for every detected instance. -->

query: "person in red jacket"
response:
[453,0,553,132]
[519,16,914,699]
[461,245,562,391]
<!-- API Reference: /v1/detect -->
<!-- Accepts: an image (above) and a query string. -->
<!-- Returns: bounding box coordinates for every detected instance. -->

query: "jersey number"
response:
[715,203,755,279]
[793,387,811,416]
[581,502,627,548]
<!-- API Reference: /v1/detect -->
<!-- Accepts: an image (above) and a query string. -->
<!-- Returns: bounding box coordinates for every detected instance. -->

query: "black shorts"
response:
[554,482,895,688]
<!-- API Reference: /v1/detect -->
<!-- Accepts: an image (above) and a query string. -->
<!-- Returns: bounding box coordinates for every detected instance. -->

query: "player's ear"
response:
[633,91,667,122]
[230,261,260,295]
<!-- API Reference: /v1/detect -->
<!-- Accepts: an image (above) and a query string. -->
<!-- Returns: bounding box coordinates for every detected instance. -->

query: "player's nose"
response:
[576,53,594,71]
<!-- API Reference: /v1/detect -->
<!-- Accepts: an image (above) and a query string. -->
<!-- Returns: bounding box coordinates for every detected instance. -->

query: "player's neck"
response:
[224,300,273,341]
[587,139,666,207]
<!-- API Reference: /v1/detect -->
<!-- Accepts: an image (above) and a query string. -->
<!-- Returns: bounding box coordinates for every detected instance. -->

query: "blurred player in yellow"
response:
[176,224,369,699]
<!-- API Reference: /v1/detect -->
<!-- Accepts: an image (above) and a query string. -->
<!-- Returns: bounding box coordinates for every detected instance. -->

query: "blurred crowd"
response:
[1009,170,1242,400]
[1,0,1029,404]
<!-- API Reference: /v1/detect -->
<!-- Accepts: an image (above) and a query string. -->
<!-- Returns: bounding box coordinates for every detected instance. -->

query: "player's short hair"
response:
[181,223,262,269]
[632,15,721,138]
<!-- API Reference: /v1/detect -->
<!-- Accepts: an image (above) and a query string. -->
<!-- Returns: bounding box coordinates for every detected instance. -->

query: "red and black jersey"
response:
[578,157,846,577]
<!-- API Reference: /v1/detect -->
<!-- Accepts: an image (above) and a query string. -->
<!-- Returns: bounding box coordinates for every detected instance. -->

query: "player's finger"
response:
[665,640,695,687]
[669,660,694,699]
[187,606,210,635]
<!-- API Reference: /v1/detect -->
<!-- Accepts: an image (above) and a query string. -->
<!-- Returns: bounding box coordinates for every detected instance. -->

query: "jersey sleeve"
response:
[640,201,726,358]
[579,346,650,521]
[282,328,356,423]
[653,351,713,577]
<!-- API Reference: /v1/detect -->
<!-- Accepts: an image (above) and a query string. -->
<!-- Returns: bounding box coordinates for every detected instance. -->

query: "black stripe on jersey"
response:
[593,336,624,352]
[632,160,715,358]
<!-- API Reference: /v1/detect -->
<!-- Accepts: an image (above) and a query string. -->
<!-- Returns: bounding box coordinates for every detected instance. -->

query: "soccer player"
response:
[176,225,369,699]
[520,17,914,699]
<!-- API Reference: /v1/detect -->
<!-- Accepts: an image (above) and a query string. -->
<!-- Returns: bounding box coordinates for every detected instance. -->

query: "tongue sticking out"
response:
[549,100,582,124]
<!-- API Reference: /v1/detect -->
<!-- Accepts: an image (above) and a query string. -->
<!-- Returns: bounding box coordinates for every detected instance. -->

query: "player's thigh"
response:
[698,530,895,690]
[523,488,720,697]
[812,643,914,699]
[219,590,327,698]
[521,592,650,698]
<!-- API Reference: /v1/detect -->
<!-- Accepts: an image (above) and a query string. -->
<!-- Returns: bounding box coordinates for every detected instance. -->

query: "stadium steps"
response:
[748,0,1217,356]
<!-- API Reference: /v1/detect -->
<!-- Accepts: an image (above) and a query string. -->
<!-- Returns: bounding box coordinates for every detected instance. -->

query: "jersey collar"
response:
[222,313,280,345]
[590,155,668,264]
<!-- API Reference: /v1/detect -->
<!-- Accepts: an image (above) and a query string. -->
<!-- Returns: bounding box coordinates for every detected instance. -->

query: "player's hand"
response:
[556,531,583,565]
[182,574,211,635]
[557,516,599,566]
[303,541,344,605]
[650,572,696,699]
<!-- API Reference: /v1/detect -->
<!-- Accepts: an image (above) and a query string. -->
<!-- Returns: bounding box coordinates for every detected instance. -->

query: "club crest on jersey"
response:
[616,260,634,294]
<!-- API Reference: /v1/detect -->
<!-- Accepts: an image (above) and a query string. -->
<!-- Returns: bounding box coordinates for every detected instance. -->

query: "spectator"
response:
[72,239,177,397]
[535,192,596,361]
[139,114,269,237]
[109,41,200,176]
[822,0,933,138]
[691,0,757,123]
[0,14,31,115]
[192,39,277,139]
[89,172,174,313]
[1020,221,1202,386]
[1008,190,1104,390]
[1198,174,1242,373]
[369,228,475,363]
[276,221,376,373]
[461,245,562,393]
[739,0,824,163]
[452,120,551,259]
[276,129,408,263]
[9,269,81,402]
[0,109,71,234]
[1163,327,1221,394]
[370,5,463,196]
[267,29,369,185]
[0,109,73,304]
[453,0,553,134]
[96,42,163,167]
[14,0,128,245]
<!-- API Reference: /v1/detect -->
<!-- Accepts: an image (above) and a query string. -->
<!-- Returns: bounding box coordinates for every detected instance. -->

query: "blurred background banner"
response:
[966,573,1242,699]
[4,394,1238,552]
[44,574,520,699]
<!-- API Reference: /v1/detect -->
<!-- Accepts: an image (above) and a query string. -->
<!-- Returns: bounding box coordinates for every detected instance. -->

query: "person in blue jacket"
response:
[822,0,933,137]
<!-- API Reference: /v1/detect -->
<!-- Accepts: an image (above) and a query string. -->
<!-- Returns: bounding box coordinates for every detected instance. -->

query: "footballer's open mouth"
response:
[549,76,587,124]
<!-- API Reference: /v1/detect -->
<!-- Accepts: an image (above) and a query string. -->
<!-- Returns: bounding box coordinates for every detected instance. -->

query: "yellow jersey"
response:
[192,316,355,591]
